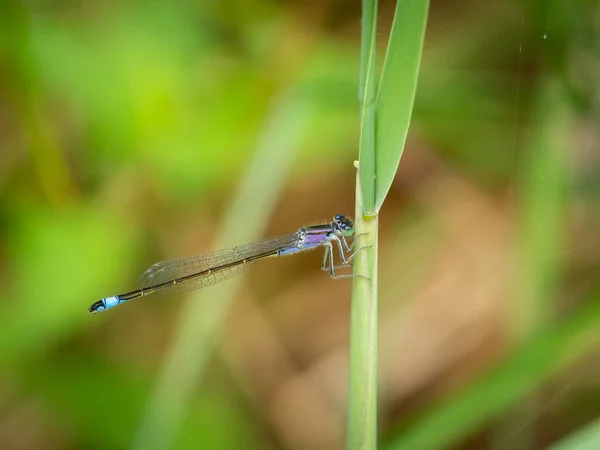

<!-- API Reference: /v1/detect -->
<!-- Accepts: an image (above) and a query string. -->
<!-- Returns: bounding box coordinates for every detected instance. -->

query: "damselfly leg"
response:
[321,246,352,272]
[332,235,371,266]
[339,232,368,252]
[321,235,371,280]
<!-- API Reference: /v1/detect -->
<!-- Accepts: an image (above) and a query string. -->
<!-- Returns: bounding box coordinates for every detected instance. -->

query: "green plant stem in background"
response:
[548,417,600,450]
[385,289,600,450]
[492,75,572,450]
[512,75,570,340]
[130,92,311,450]
[348,165,379,450]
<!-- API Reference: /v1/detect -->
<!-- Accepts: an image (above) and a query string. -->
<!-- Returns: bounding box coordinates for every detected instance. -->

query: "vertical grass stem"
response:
[347,163,379,450]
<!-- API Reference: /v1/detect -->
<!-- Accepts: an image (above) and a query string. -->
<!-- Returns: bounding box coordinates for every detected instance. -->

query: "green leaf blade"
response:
[374,0,429,212]
[358,0,378,215]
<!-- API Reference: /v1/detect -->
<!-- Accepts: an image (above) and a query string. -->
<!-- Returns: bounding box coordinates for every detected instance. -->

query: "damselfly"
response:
[89,214,368,314]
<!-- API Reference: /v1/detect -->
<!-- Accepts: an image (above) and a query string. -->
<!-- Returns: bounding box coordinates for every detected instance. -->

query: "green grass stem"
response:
[347,164,379,450]
[348,1,428,447]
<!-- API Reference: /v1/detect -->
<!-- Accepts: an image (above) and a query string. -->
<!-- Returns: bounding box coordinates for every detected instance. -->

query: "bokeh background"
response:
[1,0,599,449]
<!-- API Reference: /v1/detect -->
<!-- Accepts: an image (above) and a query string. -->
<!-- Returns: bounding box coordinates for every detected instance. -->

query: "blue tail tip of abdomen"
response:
[89,296,120,314]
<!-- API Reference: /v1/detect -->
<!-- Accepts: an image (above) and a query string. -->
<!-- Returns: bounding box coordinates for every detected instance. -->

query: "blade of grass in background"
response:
[131,92,312,450]
[348,1,428,449]
[388,73,575,450]
[385,290,600,450]
[492,73,572,450]
[548,418,600,450]
[511,76,571,339]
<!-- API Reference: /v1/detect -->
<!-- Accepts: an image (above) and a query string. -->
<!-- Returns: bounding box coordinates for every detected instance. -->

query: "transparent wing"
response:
[138,233,299,295]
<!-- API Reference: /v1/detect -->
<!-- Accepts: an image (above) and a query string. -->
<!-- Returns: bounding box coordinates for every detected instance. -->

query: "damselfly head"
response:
[333,214,354,237]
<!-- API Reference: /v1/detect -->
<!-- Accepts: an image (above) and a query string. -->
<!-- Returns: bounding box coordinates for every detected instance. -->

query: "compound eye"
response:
[341,223,354,237]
